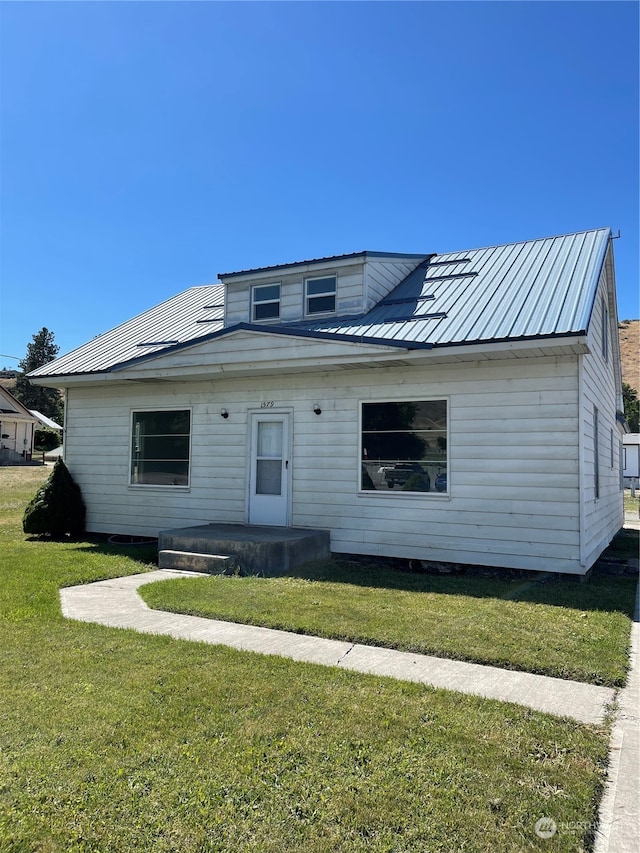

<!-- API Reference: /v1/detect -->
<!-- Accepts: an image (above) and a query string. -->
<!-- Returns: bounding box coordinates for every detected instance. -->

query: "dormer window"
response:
[305,275,336,316]
[252,283,281,321]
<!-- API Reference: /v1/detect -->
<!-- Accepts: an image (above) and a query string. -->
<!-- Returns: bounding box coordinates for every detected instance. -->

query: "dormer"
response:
[219,251,428,327]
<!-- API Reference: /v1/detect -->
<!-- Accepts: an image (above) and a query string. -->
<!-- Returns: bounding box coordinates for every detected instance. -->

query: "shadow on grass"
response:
[284,543,638,618]
[23,532,159,569]
[73,537,159,567]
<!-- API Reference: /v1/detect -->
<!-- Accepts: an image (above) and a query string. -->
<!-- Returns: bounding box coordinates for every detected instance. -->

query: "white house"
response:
[0,386,38,465]
[623,434,640,488]
[29,228,625,575]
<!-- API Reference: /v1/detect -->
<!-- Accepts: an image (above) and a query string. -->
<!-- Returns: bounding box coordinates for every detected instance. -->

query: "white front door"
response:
[248,413,290,526]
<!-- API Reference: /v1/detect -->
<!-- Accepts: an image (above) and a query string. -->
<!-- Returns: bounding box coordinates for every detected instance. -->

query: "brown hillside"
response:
[618,319,639,392]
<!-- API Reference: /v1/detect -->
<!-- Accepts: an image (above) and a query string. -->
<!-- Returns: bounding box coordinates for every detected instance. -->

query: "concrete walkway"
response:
[60,570,616,725]
[594,582,640,853]
[60,569,639,851]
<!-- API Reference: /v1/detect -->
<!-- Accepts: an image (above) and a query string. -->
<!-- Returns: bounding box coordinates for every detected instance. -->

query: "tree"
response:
[23,458,86,539]
[13,328,64,424]
[623,383,639,433]
[34,427,62,452]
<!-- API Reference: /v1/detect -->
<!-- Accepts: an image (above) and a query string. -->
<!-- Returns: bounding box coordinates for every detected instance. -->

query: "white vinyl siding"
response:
[223,257,424,326]
[63,353,587,574]
[579,247,623,567]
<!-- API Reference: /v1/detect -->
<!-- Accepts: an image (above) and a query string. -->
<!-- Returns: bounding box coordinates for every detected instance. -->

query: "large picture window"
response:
[131,410,190,486]
[361,400,447,493]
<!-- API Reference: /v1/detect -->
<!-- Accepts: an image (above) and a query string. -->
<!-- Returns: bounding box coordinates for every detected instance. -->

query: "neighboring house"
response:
[0,387,38,465]
[29,228,624,575]
[623,434,640,488]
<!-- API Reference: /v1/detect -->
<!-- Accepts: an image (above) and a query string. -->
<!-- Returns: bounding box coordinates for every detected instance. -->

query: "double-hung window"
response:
[252,284,281,321]
[131,410,190,486]
[361,400,448,493]
[305,275,336,315]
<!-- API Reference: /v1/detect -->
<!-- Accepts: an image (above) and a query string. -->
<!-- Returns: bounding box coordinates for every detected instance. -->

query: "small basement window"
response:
[131,410,190,487]
[305,275,336,315]
[361,400,448,493]
[252,283,281,321]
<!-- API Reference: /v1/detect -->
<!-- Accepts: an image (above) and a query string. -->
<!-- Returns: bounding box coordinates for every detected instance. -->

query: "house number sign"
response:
[260,401,275,408]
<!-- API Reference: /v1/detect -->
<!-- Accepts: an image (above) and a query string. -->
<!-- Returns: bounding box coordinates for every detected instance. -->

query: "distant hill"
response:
[618,319,639,392]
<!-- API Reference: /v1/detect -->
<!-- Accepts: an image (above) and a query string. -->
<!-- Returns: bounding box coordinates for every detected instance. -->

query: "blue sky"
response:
[1,1,638,365]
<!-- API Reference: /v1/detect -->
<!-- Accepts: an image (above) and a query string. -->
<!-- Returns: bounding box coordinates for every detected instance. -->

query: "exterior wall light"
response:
[313,404,322,415]
[220,409,229,419]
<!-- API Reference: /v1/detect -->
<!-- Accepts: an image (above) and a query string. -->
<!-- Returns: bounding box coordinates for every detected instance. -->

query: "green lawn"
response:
[0,467,626,852]
[624,489,639,518]
[142,556,637,688]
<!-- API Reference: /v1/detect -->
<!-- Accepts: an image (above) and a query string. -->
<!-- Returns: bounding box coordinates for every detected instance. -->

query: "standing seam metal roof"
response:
[29,228,611,378]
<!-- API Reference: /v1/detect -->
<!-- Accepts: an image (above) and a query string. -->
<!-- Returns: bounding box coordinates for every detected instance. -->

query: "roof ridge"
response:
[434,227,611,259]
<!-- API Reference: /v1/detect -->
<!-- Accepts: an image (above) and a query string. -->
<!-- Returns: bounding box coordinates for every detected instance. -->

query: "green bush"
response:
[23,458,86,539]
[402,473,431,492]
[34,427,61,452]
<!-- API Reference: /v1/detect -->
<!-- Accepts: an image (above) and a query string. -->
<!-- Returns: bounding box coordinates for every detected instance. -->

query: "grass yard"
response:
[624,488,640,518]
[142,552,637,688]
[0,467,630,852]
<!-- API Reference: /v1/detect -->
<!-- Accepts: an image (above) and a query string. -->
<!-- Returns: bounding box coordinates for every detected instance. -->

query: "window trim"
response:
[251,282,281,322]
[594,406,600,499]
[129,407,192,489]
[304,274,337,317]
[359,397,449,497]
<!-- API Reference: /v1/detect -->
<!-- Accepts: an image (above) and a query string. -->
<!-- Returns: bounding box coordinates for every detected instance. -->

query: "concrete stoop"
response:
[157,523,330,577]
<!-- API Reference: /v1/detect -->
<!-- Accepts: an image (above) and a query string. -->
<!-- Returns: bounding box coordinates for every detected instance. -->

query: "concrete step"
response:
[158,549,239,574]
[158,524,331,577]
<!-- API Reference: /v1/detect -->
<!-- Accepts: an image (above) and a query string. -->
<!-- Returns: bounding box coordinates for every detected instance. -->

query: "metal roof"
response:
[30,228,612,379]
[218,250,425,280]
[292,227,612,347]
[30,285,225,377]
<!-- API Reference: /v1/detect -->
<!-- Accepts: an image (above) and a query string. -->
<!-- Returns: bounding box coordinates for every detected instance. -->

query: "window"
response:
[131,410,190,486]
[252,284,281,321]
[361,400,447,493]
[610,428,615,468]
[594,407,599,499]
[601,297,609,361]
[305,275,336,315]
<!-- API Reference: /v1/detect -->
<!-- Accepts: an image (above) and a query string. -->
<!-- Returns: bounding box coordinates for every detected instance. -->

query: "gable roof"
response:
[30,228,612,380]
[0,386,39,420]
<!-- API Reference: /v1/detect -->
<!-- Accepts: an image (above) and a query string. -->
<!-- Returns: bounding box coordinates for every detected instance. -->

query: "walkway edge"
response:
[594,581,640,853]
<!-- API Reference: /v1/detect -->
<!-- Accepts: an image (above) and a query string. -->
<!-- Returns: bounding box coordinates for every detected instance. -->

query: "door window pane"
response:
[256,459,282,495]
[257,421,282,457]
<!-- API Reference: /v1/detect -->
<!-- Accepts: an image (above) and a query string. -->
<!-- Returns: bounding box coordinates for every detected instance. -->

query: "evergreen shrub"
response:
[23,458,86,539]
